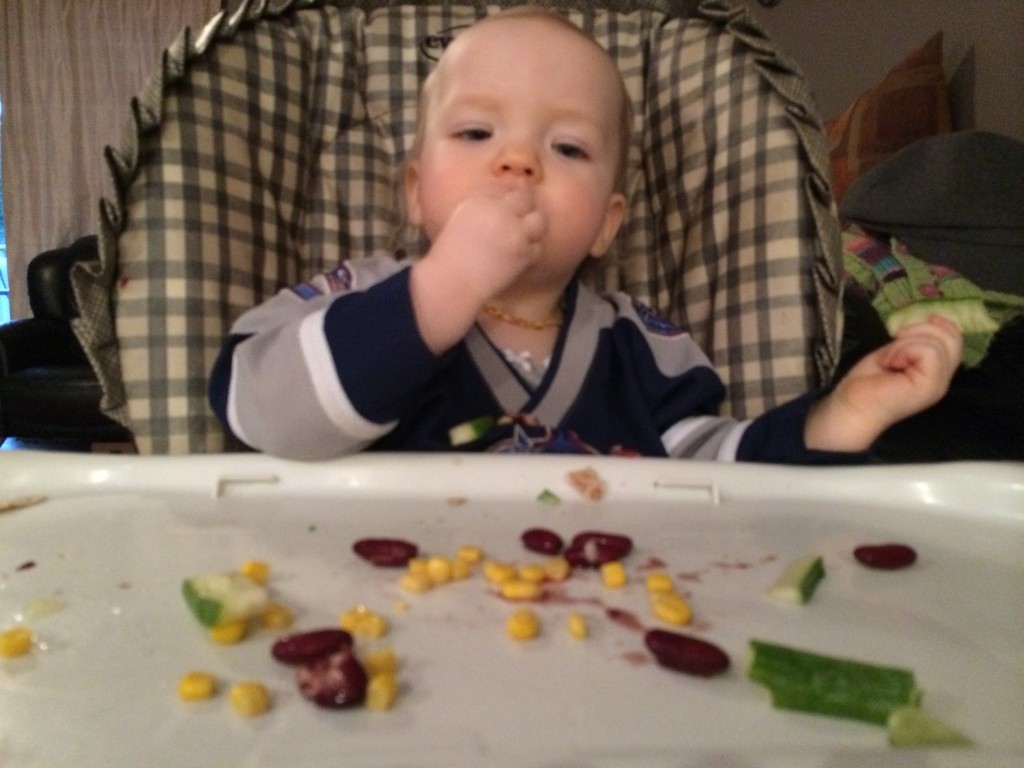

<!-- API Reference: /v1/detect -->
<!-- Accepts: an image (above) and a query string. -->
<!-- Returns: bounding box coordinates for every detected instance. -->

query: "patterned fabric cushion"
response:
[71,0,842,454]
[825,31,951,205]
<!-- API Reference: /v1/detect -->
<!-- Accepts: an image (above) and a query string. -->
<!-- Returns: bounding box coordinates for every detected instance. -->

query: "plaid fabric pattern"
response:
[72,0,841,454]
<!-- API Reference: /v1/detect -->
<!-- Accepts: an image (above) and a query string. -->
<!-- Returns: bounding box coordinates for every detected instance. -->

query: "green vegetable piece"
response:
[448,415,496,446]
[182,572,269,628]
[747,639,921,725]
[536,488,561,505]
[887,706,974,748]
[886,298,997,337]
[766,555,825,604]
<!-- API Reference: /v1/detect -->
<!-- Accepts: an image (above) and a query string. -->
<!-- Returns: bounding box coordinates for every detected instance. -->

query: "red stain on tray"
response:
[605,607,645,633]
[621,650,650,667]
[712,559,753,571]
[636,556,667,571]
[676,553,777,584]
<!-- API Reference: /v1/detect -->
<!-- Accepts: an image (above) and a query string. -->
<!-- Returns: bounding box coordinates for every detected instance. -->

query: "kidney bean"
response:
[644,629,730,677]
[271,628,353,665]
[563,531,633,567]
[853,543,917,570]
[295,648,368,708]
[352,537,419,567]
[521,527,564,555]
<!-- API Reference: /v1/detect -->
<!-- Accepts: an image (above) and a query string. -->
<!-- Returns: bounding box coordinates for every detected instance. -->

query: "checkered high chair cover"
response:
[72,0,842,453]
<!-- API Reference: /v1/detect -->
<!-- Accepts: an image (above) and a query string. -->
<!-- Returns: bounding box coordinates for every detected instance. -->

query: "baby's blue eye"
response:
[554,143,589,160]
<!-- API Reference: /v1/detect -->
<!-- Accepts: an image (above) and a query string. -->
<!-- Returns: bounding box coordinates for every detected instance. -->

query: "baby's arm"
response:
[209,259,442,460]
[409,182,547,354]
[804,315,963,452]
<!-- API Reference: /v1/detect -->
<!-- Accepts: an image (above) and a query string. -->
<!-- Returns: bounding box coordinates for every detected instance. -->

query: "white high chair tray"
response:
[1,451,1022,767]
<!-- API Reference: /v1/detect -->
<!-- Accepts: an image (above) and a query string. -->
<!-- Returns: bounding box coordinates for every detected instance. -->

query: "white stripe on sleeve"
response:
[297,309,396,441]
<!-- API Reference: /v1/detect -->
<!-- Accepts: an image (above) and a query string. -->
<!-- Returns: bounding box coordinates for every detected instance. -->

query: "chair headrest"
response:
[28,236,98,320]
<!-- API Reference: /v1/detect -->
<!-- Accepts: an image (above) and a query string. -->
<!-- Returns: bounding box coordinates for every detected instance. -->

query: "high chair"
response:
[71,0,841,454]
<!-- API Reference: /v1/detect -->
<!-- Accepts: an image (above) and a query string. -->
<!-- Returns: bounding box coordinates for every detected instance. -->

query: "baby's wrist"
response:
[804,394,882,453]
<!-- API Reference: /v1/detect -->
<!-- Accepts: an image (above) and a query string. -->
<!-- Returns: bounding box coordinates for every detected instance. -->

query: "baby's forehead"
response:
[448,13,611,64]
[429,15,624,104]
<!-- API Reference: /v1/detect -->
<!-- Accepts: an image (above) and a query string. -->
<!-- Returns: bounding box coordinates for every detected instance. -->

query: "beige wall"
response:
[744,0,1024,141]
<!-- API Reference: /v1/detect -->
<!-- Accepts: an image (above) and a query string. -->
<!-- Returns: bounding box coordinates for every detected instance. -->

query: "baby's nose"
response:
[495,145,541,181]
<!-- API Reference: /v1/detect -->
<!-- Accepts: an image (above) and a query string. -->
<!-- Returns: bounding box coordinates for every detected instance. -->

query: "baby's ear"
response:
[404,162,424,226]
[589,193,627,257]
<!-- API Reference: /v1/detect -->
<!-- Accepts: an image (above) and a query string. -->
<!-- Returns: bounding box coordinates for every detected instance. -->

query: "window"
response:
[0,97,8,324]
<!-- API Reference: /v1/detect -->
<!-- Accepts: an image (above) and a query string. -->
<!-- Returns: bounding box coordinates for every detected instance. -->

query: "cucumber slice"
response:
[182,572,270,628]
[747,639,921,725]
[887,706,974,748]
[886,298,997,336]
[448,415,496,446]
[766,555,825,604]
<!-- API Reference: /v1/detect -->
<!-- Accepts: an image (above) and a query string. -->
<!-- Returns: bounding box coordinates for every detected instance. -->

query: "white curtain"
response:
[0,0,220,319]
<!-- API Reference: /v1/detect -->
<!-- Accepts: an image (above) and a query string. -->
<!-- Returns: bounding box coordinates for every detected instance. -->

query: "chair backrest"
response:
[71,0,842,454]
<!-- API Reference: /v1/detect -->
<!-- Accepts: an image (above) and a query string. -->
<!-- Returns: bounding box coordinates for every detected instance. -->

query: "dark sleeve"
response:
[738,392,872,465]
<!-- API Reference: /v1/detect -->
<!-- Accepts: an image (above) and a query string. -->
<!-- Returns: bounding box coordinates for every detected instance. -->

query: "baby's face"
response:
[406,12,628,277]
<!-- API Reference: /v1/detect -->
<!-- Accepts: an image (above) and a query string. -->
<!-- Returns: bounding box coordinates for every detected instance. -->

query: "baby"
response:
[209,7,962,461]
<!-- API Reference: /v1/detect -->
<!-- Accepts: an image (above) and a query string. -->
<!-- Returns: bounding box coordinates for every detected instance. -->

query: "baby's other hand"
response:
[805,314,963,452]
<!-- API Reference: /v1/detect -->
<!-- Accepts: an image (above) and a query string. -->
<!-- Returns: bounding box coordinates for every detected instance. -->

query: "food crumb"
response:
[566,467,606,501]
[23,597,66,619]
[536,488,561,505]
[0,495,47,514]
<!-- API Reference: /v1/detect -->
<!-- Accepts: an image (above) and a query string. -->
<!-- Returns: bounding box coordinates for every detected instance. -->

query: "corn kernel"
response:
[517,563,547,584]
[543,557,571,582]
[339,605,369,631]
[240,560,270,585]
[259,602,294,630]
[400,571,433,594]
[361,613,389,638]
[406,557,429,576]
[506,608,540,640]
[229,681,271,717]
[0,627,32,657]
[456,545,484,564]
[209,619,248,644]
[600,561,627,588]
[426,556,454,584]
[365,673,399,711]
[567,611,589,639]
[645,572,674,593]
[340,606,389,638]
[500,579,542,601]
[362,647,400,676]
[483,560,517,584]
[651,592,692,626]
[450,557,472,581]
[178,671,218,701]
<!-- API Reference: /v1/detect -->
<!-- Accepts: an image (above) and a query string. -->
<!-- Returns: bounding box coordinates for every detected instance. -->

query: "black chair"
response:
[0,236,133,446]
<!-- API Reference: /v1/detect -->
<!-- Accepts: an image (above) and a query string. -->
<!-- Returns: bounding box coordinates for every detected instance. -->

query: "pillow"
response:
[826,32,951,204]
